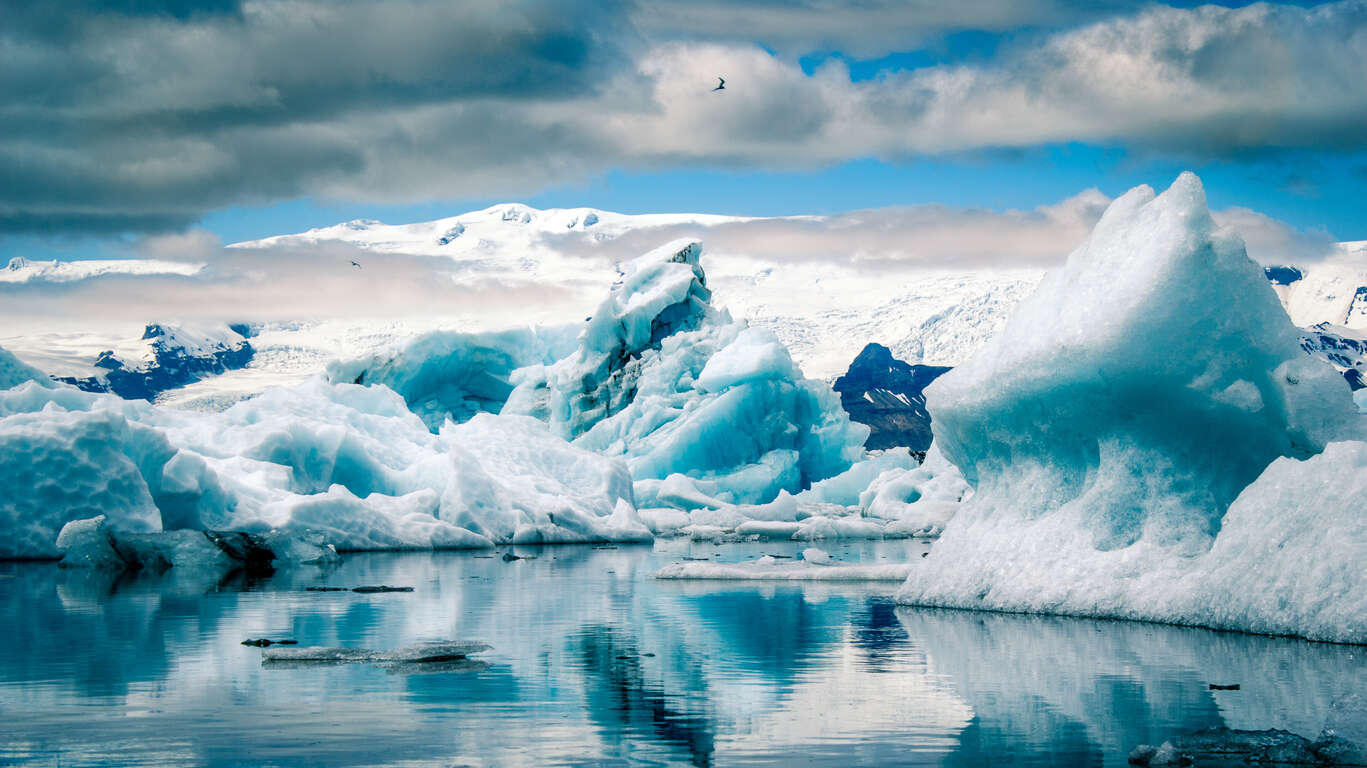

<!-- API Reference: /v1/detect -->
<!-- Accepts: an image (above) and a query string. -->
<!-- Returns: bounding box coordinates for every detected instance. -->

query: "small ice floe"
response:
[262,641,491,666]
[654,547,914,581]
[1130,696,1367,766]
[56,515,340,574]
[305,585,412,593]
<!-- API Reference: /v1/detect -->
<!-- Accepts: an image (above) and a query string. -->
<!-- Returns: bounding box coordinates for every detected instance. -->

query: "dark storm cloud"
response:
[2,0,1366,235]
[0,0,637,233]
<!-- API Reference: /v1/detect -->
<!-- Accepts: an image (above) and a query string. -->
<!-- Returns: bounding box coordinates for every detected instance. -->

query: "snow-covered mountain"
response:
[1,204,1363,414]
[1,255,201,283]
[230,203,1043,378]
[54,322,254,401]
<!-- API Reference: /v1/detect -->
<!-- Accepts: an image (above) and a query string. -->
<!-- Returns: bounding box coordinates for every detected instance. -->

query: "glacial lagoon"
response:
[2,540,1362,767]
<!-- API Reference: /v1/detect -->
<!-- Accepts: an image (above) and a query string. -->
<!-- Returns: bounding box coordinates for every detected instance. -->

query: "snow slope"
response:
[1,256,202,284]
[230,203,1042,378]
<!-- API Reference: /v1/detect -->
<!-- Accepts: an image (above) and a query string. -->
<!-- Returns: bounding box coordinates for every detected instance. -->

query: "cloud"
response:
[1,0,1365,234]
[542,188,1115,272]
[1212,207,1340,265]
[0,186,1339,338]
[629,0,1127,58]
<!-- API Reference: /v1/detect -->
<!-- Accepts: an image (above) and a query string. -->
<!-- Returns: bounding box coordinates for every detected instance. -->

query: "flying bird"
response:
[350,260,362,269]
[712,77,725,92]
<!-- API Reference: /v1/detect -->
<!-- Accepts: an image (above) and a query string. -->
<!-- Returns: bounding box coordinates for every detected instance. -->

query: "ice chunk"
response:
[1319,695,1367,765]
[1,368,653,558]
[437,413,648,544]
[505,239,867,507]
[325,327,575,431]
[801,547,832,565]
[796,448,916,507]
[54,516,126,570]
[655,559,913,581]
[55,515,340,571]
[858,444,969,537]
[0,344,53,390]
[897,174,1367,643]
[1,406,172,559]
[262,641,491,663]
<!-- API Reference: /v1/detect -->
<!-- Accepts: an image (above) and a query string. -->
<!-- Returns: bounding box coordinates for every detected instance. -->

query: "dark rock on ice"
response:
[833,343,950,452]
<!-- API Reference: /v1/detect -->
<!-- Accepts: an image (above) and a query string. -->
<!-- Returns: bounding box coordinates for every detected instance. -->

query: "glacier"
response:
[896,173,1367,643]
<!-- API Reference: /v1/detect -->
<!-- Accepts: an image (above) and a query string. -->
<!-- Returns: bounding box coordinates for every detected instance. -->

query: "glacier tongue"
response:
[898,172,1367,643]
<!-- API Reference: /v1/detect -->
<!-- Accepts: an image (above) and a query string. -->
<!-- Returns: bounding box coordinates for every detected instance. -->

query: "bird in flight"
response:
[712,77,725,92]
[350,260,362,269]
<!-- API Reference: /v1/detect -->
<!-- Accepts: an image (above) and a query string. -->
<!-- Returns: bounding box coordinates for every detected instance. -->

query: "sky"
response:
[2,0,1366,264]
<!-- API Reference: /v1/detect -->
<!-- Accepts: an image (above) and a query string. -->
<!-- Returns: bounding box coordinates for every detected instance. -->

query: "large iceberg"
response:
[897,173,1367,643]
[505,240,868,507]
[0,375,646,558]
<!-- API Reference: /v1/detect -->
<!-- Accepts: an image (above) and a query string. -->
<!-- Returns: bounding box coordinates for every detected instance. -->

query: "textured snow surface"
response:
[897,173,1367,643]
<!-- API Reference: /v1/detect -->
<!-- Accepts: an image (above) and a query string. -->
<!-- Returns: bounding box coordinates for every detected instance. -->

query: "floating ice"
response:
[505,240,867,507]
[897,173,1367,643]
[858,445,970,538]
[262,641,491,663]
[55,514,340,571]
[1,372,647,558]
[0,344,52,390]
[326,327,576,431]
[654,559,913,581]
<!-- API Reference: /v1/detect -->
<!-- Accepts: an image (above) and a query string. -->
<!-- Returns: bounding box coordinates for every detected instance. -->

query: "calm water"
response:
[1,539,1362,767]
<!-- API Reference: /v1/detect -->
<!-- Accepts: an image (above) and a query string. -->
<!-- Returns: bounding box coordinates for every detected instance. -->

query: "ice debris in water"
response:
[504,240,868,508]
[897,173,1367,643]
[261,641,491,663]
[1129,696,1367,766]
[654,557,913,581]
[55,515,339,572]
[801,547,832,565]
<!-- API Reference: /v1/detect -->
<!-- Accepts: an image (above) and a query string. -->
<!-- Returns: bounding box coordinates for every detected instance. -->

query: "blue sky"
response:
[2,0,1364,261]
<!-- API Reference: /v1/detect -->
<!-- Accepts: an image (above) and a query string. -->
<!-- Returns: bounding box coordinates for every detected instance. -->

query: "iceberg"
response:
[325,326,576,431]
[55,514,340,571]
[505,240,867,507]
[895,173,1367,643]
[0,372,648,558]
[0,344,53,390]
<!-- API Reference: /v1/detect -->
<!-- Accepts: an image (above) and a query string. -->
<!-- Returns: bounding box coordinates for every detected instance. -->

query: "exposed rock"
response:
[833,343,950,452]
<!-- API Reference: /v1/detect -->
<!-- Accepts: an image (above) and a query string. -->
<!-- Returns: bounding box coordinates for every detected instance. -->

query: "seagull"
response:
[350,260,362,269]
[712,76,725,92]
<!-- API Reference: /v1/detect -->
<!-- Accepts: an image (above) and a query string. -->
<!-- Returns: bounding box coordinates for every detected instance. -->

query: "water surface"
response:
[1,540,1361,767]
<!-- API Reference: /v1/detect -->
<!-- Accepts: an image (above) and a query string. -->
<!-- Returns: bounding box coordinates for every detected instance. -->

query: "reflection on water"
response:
[0,541,1362,767]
